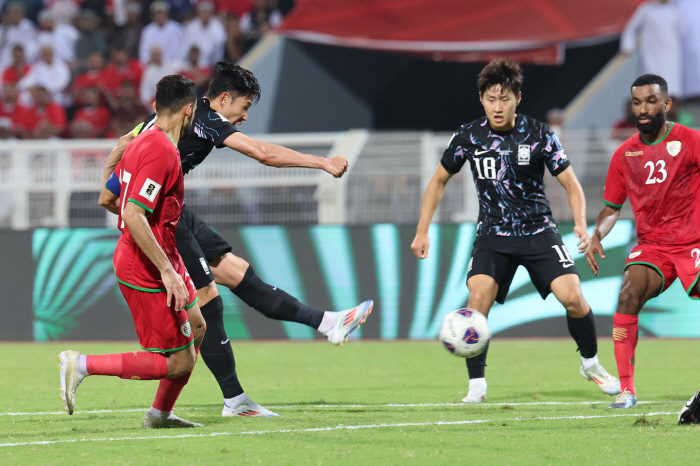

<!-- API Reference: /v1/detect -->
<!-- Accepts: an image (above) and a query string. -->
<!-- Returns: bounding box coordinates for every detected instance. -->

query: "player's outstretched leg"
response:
[463,342,489,403]
[197,293,279,417]
[678,387,700,424]
[222,260,372,345]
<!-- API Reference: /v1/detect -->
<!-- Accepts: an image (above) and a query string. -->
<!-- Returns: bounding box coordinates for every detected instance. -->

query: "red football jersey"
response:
[604,122,700,246]
[113,126,187,291]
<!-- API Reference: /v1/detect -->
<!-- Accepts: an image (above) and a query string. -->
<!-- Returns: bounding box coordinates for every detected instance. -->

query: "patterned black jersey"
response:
[441,114,570,237]
[137,97,238,175]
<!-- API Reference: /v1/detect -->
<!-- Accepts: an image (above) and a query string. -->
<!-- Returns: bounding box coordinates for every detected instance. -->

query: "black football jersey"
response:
[441,114,571,237]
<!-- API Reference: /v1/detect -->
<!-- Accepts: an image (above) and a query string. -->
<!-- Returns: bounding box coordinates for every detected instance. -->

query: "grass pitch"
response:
[2,339,699,465]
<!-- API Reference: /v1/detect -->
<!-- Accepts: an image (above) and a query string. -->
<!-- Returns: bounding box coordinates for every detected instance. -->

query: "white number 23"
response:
[644,160,667,184]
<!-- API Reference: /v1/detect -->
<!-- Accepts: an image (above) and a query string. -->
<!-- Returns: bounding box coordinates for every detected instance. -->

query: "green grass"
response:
[2,339,700,465]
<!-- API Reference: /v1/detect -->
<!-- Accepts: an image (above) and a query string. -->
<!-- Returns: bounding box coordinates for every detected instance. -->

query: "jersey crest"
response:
[667,140,681,156]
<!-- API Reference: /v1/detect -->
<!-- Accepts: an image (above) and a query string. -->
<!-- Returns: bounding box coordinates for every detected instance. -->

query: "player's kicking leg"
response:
[607,264,664,408]
[211,253,373,346]
[549,274,620,397]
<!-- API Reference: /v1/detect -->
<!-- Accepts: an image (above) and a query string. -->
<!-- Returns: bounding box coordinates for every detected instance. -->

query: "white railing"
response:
[0,128,632,230]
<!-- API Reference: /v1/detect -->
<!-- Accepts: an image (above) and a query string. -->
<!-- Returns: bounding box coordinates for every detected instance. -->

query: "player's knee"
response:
[616,291,641,315]
[468,289,493,309]
[561,289,585,314]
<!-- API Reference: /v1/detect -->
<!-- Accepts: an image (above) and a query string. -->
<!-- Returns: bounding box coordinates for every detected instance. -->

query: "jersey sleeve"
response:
[126,141,175,215]
[105,170,121,196]
[602,147,627,208]
[440,128,470,174]
[542,125,571,176]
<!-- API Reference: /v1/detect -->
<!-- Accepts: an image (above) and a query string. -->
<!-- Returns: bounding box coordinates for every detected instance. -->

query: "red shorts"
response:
[625,243,700,298]
[118,275,198,353]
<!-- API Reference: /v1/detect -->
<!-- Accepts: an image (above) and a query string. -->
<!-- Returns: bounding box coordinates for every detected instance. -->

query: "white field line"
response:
[0,400,682,417]
[0,411,676,448]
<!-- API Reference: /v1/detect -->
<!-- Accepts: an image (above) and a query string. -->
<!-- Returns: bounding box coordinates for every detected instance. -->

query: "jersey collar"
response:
[640,121,674,146]
[487,113,523,135]
[157,126,178,149]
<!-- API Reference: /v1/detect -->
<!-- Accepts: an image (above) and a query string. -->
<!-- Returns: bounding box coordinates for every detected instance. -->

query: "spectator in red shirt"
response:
[72,51,105,105]
[16,85,67,139]
[99,46,143,99]
[0,82,30,137]
[72,87,111,137]
[107,80,148,138]
[2,45,31,85]
[217,0,255,18]
[178,46,212,95]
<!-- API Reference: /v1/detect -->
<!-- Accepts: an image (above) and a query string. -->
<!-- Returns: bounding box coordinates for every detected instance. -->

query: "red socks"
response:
[613,313,638,395]
[86,352,168,380]
[152,347,200,413]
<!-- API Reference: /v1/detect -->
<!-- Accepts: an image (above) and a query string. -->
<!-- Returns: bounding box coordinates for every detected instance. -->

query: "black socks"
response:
[466,341,489,379]
[231,265,324,329]
[567,308,598,358]
[198,296,244,398]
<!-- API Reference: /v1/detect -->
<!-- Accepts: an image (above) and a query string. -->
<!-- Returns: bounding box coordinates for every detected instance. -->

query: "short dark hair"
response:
[631,74,668,96]
[155,75,197,115]
[206,62,261,104]
[477,58,524,96]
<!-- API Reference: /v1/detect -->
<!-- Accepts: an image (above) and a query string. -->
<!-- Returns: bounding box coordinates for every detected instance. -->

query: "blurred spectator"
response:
[0,81,30,136]
[104,0,129,27]
[107,80,148,137]
[184,1,226,66]
[179,46,212,94]
[47,0,80,25]
[17,45,71,106]
[611,100,637,140]
[139,46,181,105]
[4,0,43,24]
[139,2,185,64]
[674,0,700,100]
[2,45,31,85]
[165,0,195,22]
[546,108,565,135]
[100,46,143,98]
[69,118,95,138]
[217,0,255,18]
[276,0,294,16]
[72,87,111,137]
[223,15,244,63]
[0,2,39,73]
[72,50,105,104]
[0,117,15,139]
[74,9,107,71]
[15,85,67,139]
[240,0,283,52]
[112,2,143,59]
[37,9,79,67]
[621,0,682,97]
[667,98,696,127]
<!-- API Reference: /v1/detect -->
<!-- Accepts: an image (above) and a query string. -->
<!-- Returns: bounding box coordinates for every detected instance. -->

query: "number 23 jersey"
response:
[604,122,700,246]
[441,114,571,237]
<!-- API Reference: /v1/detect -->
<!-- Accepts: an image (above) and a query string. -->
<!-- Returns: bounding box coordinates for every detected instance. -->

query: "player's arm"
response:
[100,131,136,187]
[122,202,189,311]
[98,187,120,215]
[555,166,589,253]
[411,164,453,259]
[585,205,621,276]
[222,132,349,178]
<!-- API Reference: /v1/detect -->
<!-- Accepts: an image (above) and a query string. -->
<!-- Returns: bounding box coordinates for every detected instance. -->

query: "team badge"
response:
[517,145,531,165]
[139,178,161,202]
[181,320,192,338]
[628,251,642,259]
[667,141,681,156]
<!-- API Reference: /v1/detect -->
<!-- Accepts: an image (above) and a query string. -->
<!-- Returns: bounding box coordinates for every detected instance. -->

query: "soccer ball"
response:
[439,309,490,358]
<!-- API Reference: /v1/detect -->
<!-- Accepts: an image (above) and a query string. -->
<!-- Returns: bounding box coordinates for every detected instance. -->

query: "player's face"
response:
[222,94,253,125]
[631,84,671,134]
[480,85,521,132]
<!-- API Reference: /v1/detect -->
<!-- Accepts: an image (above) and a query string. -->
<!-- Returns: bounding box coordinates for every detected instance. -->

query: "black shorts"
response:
[176,204,233,289]
[467,230,578,304]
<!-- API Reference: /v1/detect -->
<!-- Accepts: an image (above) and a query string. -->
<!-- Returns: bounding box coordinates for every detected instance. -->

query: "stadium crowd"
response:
[0,0,294,139]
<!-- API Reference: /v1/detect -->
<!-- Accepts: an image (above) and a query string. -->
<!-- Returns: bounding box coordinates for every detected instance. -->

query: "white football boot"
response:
[57,350,85,415]
[325,300,373,346]
[608,390,637,409]
[142,410,204,428]
[462,378,487,403]
[580,362,620,395]
[222,395,280,417]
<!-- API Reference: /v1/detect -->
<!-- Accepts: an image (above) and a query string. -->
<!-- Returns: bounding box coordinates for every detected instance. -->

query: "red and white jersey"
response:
[113,125,188,291]
[604,122,700,246]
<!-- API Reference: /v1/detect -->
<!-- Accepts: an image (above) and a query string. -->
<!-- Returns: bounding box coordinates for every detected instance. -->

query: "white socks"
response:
[148,407,171,417]
[77,354,89,378]
[317,311,337,334]
[581,355,599,370]
[469,377,487,390]
[224,392,249,409]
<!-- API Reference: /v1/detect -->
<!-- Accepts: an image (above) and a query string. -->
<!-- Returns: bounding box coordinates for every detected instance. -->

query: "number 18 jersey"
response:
[604,122,700,246]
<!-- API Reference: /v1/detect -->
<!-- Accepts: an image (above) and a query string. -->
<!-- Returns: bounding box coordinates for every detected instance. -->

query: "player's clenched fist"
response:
[585,236,606,276]
[411,233,430,259]
[326,156,349,178]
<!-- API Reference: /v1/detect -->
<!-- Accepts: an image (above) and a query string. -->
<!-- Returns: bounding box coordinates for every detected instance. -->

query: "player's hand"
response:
[161,268,189,311]
[411,232,430,259]
[574,225,590,253]
[326,156,349,178]
[585,235,605,276]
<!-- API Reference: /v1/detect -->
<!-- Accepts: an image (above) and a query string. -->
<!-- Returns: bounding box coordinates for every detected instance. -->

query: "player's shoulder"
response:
[195,97,233,126]
[453,117,488,138]
[613,131,644,156]
[518,114,551,135]
[671,122,700,141]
